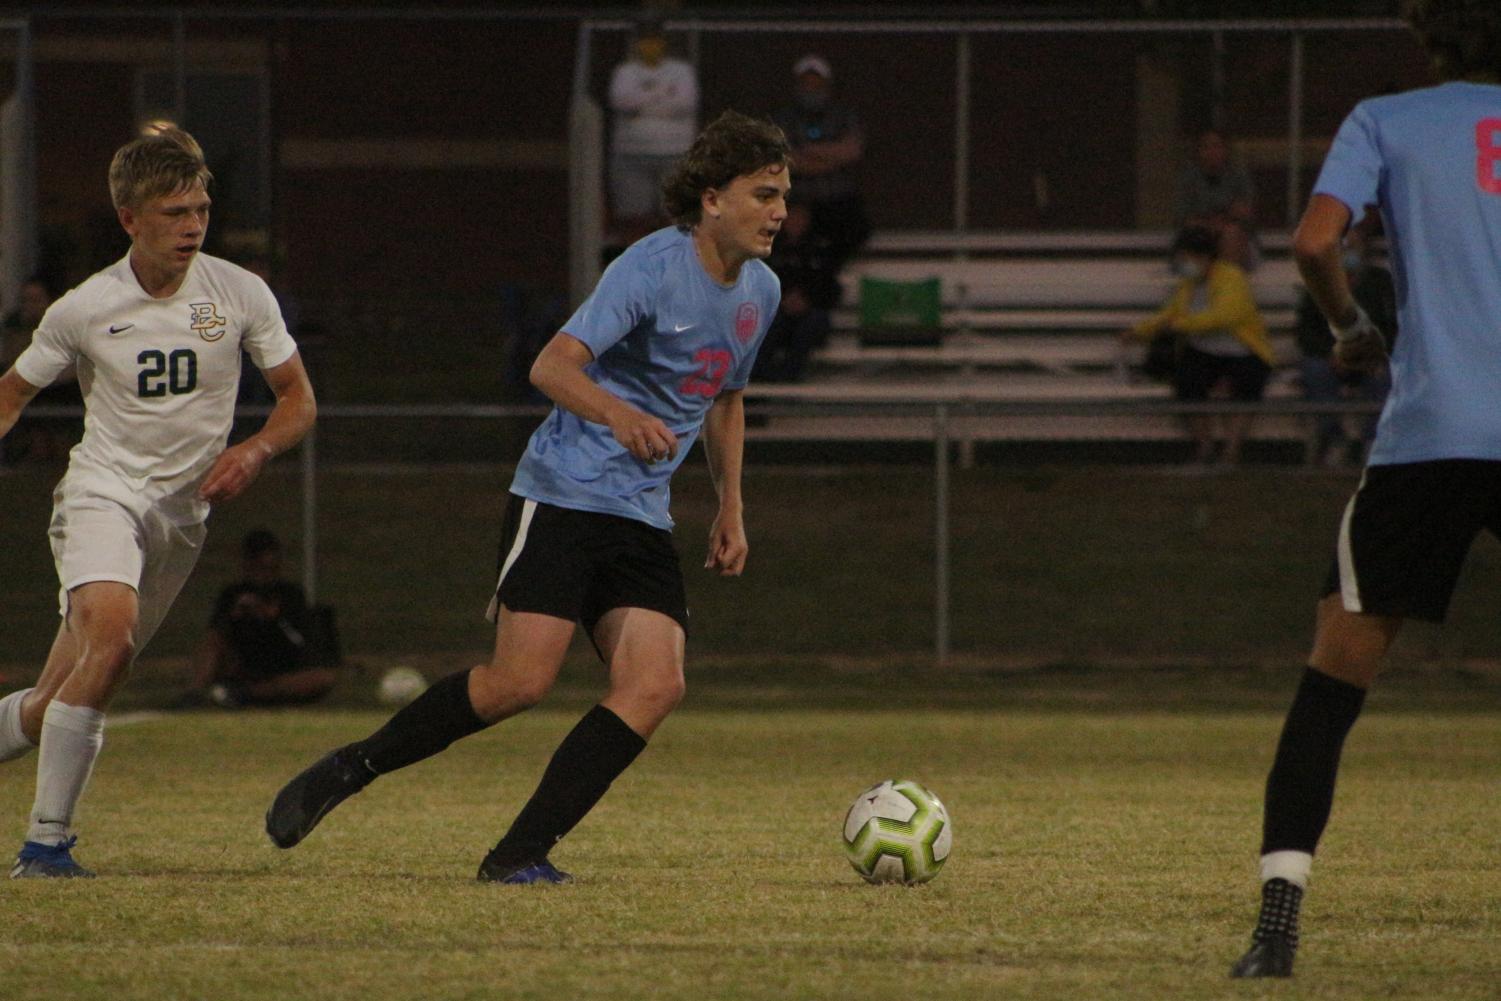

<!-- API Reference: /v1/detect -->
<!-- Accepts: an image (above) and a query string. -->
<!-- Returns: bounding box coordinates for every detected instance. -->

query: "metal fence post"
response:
[934,403,951,666]
[301,422,317,605]
[1286,31,1305,229]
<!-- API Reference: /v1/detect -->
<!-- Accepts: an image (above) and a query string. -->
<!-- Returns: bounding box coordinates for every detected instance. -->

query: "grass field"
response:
[4,461,1501,998]
[2,695,1499,1001]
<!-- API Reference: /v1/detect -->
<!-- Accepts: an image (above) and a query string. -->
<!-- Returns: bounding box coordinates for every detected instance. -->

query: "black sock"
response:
[488,704,647,867]
[350,669,490,775]
[1261,666,1366,855]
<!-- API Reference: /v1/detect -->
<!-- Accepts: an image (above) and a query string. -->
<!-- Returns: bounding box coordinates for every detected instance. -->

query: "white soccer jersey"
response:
[15,252,296,524]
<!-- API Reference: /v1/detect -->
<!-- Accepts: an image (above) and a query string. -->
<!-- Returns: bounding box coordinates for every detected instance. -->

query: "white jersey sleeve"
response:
[238,273,297,371]
[14,287,95,389]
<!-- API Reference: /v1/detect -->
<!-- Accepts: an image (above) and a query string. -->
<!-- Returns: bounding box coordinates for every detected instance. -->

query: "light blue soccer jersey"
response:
[511,226,780,529]
[1313,81,1501,464]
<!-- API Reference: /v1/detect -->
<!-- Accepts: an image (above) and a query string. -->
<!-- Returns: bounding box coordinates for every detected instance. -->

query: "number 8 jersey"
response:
[1313,80,1501,464]
[14,253,297,524]
[512,226,779,530]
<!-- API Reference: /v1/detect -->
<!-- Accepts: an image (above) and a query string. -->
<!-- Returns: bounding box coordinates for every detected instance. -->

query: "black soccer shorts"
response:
[486,494,690,639]
[1322,459,1501,622]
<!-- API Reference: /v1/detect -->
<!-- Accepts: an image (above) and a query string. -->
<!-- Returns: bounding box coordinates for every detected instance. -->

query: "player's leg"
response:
[10,581,138,879]
[0,621,78,762]
[264,607,574,849]
[1231,597,1399,977]
[477,606,683,884]
[265,497,588,850]
[1233,461,1484,977]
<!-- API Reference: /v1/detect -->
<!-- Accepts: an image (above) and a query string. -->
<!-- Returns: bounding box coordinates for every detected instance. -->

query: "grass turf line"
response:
[1,707,1498,1000]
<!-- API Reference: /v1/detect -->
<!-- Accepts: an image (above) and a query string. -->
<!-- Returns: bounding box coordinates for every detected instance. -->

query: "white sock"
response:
[1259,850,1313,891]
[0,688,37,763]
[26,701,106,847]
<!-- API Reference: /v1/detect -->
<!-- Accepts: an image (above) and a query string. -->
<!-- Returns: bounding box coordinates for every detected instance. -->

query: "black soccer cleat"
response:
[265,746,374,849]
[1229,877,1302,978]
[1230,933,1296,978]
[476,850,574,885]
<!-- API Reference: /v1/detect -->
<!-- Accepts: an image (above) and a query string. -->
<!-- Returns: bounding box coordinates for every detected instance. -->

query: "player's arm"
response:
[701,388,748,576]
[0,366,41,440]
[530,331,678,462]
[199,351,317,504]
[1294,193,1383,373]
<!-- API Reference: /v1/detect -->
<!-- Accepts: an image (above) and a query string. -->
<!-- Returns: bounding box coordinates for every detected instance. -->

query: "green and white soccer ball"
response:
[377,666,427,706]
[842,779,952,885]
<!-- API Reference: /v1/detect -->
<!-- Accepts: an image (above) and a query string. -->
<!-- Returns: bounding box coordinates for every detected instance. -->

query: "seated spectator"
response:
[607,17,698,247]
[1294,220,1397,466]
[1,274,76,466]
[754,202,841,382]
[187,529,336,707]
[1177,129,1259,270]
[1123,226,1275,466]
[773,54,869,266]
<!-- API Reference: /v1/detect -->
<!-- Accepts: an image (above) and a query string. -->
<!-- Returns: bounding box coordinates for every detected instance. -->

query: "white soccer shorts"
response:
[48,490,207,651]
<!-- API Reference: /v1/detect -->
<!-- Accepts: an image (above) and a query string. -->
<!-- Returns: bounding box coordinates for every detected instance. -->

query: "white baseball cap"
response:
[793,54,832,80]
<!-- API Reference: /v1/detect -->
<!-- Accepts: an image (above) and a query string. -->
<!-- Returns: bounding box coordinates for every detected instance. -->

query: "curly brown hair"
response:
[661,111,791,227]
[1406,0,1501,81]
[108,125,213,210]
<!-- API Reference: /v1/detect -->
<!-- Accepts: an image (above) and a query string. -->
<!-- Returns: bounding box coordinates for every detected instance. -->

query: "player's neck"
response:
[128,248,192,299]
[691,226,747,287]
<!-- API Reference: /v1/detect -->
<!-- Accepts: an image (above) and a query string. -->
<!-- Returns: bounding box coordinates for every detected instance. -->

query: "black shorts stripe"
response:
[1322,460,1501,622]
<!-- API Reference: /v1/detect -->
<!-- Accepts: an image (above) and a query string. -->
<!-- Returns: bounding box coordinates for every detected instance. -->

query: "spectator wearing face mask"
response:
[772,54,869,265]
[1122,226,1275,465]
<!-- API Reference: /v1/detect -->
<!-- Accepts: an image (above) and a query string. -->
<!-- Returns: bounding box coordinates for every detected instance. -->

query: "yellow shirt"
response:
[1130,260,1274,365]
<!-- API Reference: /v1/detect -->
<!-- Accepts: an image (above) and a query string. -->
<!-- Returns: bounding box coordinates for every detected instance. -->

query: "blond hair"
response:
[107,125,213,210]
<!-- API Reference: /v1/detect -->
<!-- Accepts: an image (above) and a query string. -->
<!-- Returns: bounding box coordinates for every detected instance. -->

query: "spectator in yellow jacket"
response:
[1124,226,1274,465]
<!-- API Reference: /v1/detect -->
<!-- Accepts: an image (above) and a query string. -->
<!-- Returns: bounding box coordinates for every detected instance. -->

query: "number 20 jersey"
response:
[511,226,779,530]
[14,252,296,524]
[1314,81,1501,464]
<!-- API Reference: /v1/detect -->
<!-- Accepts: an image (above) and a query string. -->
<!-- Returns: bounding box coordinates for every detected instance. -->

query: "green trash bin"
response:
[857,275,943,346]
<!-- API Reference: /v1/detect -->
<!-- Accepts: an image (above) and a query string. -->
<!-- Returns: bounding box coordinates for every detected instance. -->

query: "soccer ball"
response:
[377,666,426,706]
[842,779,952,885]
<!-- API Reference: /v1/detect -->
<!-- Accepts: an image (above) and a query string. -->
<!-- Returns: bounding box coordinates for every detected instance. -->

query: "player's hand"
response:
[199,439,272,504]
[705,509,748,576]
[1330,304,1387,376]
[610,407,678,464]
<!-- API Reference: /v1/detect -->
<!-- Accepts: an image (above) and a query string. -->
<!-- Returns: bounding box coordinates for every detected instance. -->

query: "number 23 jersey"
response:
[512,226,780,530]
[14,252,297,523]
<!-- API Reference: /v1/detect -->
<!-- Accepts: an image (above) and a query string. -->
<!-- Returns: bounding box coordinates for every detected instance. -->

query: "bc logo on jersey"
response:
[734,302,759,344]
[190,302,227,342]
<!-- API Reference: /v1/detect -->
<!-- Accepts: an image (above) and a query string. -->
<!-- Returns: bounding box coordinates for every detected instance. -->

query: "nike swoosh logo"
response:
[673,323,694,333]
[108,323,134,334]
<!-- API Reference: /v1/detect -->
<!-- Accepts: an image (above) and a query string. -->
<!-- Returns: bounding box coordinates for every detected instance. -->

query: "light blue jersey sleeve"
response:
[562,249,658,359]
[1313,105,1382,218]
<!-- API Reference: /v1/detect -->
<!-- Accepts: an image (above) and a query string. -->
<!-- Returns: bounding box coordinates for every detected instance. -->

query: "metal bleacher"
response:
[746,229,1315,452]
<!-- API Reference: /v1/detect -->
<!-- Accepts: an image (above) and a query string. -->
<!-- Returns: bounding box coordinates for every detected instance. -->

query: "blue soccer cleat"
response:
[476,854,574,885]
[10,836,96,879]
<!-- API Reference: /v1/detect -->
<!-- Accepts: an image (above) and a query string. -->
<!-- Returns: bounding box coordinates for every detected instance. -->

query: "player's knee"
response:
[81,634,135,676]
[469,665,553,718]
[629,669,685,717]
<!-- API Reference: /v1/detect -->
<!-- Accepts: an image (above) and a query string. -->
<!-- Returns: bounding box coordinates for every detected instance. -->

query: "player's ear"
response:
[117,204,138,237]
[700,187,722,221]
